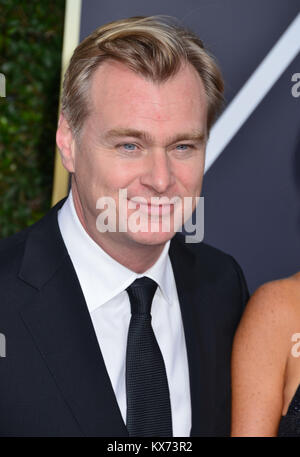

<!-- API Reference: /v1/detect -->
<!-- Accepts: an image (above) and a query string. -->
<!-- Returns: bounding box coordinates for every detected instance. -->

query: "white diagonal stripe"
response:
[205,13,300,173]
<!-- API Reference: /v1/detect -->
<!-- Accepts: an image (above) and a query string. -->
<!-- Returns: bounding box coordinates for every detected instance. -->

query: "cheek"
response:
[74,152,105,198]
[81,159,139,196]
[113,162,139,182]
[174,161,204,193]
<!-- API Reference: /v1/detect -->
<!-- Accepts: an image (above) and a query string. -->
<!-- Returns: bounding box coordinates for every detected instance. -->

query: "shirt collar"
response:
[57,190,173,312]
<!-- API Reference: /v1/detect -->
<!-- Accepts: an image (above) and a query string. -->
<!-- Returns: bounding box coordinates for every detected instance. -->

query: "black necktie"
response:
[125,276,173,437]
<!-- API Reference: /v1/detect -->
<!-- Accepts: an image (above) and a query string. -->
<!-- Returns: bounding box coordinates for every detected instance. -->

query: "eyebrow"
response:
[103,128,206,145]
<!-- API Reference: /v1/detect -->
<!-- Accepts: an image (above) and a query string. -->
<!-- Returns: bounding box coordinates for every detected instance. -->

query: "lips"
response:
[128,199,175,216]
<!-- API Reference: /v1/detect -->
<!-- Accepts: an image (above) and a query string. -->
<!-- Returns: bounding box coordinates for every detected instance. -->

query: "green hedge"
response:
[0,0,65,238]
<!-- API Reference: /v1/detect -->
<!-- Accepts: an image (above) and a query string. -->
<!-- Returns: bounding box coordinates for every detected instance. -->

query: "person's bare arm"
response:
[231,280,296,436]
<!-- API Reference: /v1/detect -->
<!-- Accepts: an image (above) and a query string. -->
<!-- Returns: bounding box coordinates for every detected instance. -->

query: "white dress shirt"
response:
[57,190,191,436]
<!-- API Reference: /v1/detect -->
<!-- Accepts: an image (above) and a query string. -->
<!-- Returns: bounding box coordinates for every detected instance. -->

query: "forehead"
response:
[88,59,207,130]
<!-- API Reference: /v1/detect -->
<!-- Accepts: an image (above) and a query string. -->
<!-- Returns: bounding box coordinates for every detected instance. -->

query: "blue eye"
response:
[123,143,136,151]
[176,144,189,150]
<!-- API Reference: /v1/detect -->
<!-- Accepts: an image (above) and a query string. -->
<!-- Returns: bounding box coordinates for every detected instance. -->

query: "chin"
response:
[127,230,176,247]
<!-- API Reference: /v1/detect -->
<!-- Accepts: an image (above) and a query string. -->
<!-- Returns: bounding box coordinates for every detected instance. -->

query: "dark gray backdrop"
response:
[79,0,300,292]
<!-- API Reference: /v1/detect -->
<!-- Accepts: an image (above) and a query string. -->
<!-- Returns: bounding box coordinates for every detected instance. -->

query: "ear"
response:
[56,113,76,173]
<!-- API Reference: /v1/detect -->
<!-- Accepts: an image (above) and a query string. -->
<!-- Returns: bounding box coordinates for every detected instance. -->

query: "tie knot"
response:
[126,277,158,315]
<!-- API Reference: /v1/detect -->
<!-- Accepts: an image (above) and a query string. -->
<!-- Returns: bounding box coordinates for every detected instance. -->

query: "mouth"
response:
[128,199,176,216]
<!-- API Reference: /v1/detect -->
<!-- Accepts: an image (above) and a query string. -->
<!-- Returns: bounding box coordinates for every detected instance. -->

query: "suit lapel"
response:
[18,200,128,437]
[169,235,217,436]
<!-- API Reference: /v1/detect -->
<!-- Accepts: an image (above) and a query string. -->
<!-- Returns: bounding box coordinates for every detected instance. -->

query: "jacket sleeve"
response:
[228,254,250,310]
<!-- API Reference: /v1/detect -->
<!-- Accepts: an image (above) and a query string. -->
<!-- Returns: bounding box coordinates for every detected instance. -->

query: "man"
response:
[0,16,249,436]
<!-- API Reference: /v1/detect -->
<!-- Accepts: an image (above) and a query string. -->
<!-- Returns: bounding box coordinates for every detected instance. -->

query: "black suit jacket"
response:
[0,198,249,437]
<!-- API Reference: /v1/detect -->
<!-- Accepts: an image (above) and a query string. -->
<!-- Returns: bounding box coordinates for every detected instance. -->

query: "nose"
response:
[140,149,175,194]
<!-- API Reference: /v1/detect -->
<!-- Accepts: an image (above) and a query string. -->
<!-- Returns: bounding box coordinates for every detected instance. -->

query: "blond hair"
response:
[61,16,224,136]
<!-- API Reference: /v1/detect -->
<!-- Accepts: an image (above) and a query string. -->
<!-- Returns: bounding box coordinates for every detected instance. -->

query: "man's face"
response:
[60,59,208,249]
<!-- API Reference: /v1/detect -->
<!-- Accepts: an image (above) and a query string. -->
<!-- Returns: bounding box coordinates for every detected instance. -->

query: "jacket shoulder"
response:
[0,226,32,278]
[0,198,66,279]
[172,232,249,305]
[173,232,238,269]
